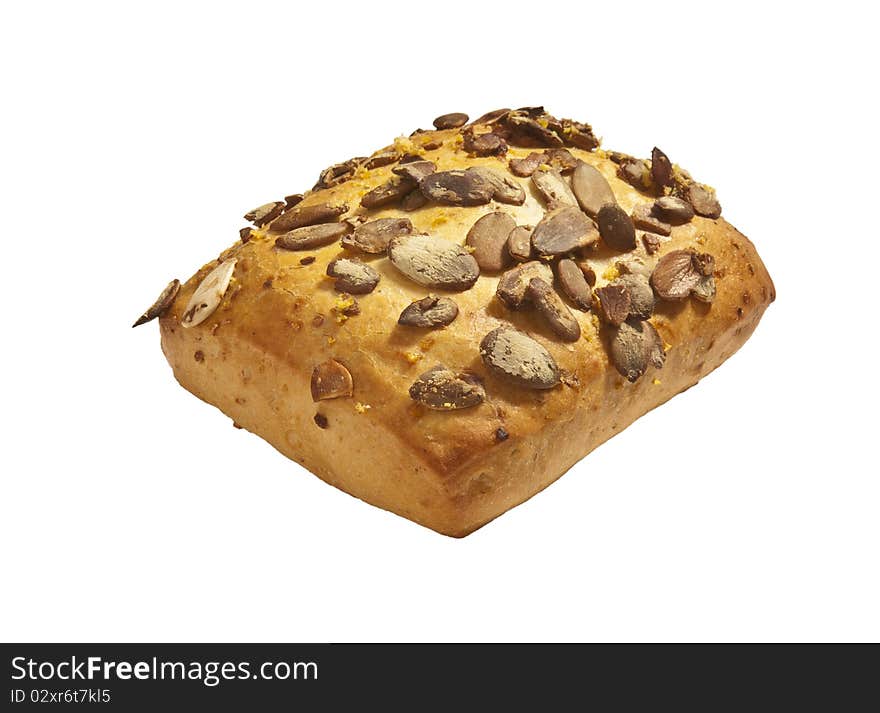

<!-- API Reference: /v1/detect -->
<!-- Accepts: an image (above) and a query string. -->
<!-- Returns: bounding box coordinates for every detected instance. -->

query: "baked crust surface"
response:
[156,112,774,536]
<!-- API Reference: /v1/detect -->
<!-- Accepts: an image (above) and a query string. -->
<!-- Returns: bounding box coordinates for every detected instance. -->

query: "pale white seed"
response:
[181,258,237,328]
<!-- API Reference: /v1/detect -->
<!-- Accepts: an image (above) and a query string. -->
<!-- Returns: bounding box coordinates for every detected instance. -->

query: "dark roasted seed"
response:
[433,112,469,129]
[651,147,674,188]
[387,233,480,291]
[420,169,495,206]
[613,273,655,319]
[597,204,637,251]
[284,193,304,209]
[310,359,353,401]
[650,250,702,301]
[556,259,593,311]
[393,160,436,183]
[479,327,560,390]
[617,158,653,192]
[239,227,253,243]
[507,225,533,262]
[244,201,285,227]
[531,206,599,257]
[269,202,348,233]
[466,212,516,271]
[496,261,554,309]
[595,284,632,326]
[641,231,663,254]
[132,279,180,327]
[398,295,459,327]
[527,277,581,342]
[364,152,400,169]
[326,258,380,294]
[409,364,485,410]
[686,183,722,218]
[465,131,508,156]
[275,222,350,251]
[508,151,547,177]
[610,319,666,383]
[342,217,413,254]
[653,195,695,225]
[571,161,616,217]
[531,167,578,209]
[361,175,417,209]
[401,188,428,211]
[631,203,672,236]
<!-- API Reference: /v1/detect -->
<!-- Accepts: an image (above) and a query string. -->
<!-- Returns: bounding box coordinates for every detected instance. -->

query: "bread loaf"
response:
[136,107,775,537]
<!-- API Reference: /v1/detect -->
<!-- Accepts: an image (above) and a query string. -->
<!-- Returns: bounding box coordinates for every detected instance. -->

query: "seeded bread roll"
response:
[143,107,774,537]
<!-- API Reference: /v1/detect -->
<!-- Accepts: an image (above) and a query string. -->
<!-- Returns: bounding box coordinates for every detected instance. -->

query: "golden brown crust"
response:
[157,116,775,537]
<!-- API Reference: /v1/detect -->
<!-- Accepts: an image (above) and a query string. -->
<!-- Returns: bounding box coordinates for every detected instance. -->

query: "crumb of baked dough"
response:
[354,402,371,414]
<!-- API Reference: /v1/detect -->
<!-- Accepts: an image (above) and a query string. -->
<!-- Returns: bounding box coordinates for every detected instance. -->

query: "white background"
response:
[1,2,877,643]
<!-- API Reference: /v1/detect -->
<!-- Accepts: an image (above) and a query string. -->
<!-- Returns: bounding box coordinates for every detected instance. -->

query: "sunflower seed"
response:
[387,233,480,291]
[556,259,593,311]
[507,225,533,262]
[650,250,703,301]
[342,217,413,254]
[595,284,632,326]
[420,169,495,206]
[310,359,353,401]
[269,202,348,233]
[571,161,616,217]
[526,277,581,342]
[613,273,655,319]
[479,327,560,390]
[531,206,599,257]
[361,175,417,209]
[597,204,637,251]
[496,260,554,309]
[651,147,674,188]
[653,195,695,225]
[466,212,516,271]
[610,319,666,382]
[631,203,672,236]
[244,201,284,227]
[392,160,436,183]
[433,112,469,129]
[398,295,459,327]
[409,364,485,410]
[275,222,350,251]
[686,183,722,218]
[531,167,578,209]
[132,279,180,327]
[181,259,236,328]
[326,258,380,294]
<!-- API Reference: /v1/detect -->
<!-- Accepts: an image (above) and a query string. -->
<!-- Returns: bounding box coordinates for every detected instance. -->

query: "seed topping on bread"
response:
[409,365,485,410]
[132,279,180,328]
[148,106,730,400]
